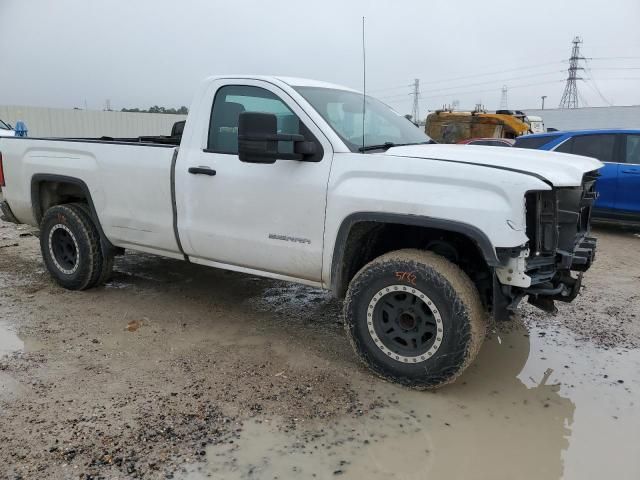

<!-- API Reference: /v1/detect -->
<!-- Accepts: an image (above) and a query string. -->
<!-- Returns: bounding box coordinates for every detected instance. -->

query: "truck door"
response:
[616,134,640,216]
[175,80,333,283]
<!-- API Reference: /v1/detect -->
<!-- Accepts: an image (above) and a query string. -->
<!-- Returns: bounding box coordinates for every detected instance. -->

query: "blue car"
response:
[514,129,640,223]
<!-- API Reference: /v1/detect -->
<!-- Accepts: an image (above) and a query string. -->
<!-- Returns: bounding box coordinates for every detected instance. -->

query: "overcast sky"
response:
[1,0,639,115]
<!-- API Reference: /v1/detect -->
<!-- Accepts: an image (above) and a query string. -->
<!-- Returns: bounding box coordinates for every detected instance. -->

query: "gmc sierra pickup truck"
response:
[0,75,601,388]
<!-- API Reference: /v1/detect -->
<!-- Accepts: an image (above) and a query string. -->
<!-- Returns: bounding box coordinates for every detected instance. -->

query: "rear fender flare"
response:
[30,173,114,252]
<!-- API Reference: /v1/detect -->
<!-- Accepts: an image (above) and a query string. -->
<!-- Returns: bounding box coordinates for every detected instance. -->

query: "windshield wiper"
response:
[358,142,396,152]
[358,141,433,152]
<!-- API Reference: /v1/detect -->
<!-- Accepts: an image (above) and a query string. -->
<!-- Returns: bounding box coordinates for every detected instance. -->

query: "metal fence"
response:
[0,105,187,138]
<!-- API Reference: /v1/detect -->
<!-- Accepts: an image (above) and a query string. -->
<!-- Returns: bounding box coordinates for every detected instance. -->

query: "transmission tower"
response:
[499,85,508,109]
[410,79,420,124]
[559,36,585,108]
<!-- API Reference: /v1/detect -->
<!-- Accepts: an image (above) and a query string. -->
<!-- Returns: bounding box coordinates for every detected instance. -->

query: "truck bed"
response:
[8,119,186,146]
[0,136,182,258]
[6,135,181,146]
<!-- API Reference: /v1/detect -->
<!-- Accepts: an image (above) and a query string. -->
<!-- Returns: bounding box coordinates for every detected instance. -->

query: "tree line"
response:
[121,106,188,114]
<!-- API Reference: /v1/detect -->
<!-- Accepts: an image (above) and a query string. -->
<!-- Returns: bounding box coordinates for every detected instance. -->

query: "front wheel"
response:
[344,249,486,389]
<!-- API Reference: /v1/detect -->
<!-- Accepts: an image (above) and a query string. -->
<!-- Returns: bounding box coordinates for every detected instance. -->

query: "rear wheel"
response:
[344,249,486,389]
[40,204,112,290]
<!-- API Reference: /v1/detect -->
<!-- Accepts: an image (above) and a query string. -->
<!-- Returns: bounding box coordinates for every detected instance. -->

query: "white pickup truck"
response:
[0,75,602,388]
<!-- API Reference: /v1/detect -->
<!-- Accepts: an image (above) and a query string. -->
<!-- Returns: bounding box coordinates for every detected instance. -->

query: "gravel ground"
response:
[0,218,639,480]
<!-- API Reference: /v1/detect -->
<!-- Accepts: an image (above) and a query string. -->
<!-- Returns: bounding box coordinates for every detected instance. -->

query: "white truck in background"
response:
[0,119,16,137]
[0,75,601,388]
[526,115,546,134]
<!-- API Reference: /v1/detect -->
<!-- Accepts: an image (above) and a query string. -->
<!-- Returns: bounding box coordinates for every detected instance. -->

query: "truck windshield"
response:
[294,86,431,152]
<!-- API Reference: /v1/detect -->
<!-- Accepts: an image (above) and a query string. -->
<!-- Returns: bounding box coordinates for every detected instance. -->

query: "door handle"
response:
[621,169,640,174]
[188,167,216,176]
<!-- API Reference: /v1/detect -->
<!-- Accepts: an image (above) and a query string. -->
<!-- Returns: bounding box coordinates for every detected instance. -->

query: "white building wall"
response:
[524,105,640,132]
[0,105,187,138]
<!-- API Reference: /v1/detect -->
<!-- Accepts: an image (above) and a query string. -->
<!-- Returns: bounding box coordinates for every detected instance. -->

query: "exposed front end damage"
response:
[494,170,599,318]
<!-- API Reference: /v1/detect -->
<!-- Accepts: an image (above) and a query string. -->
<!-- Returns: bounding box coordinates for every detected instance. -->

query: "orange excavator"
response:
[425,108,531,144]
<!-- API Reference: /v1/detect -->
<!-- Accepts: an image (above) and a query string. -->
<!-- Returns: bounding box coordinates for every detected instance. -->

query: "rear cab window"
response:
[513,134,561,149]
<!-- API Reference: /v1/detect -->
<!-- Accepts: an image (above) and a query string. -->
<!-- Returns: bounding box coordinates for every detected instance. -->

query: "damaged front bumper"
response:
[493,171,599,319]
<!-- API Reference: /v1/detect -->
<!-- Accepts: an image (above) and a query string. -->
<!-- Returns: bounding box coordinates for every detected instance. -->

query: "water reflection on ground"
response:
[184,320,639,480]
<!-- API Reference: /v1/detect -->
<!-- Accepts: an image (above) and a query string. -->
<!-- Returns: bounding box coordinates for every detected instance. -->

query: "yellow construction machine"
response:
[425,109,531,143]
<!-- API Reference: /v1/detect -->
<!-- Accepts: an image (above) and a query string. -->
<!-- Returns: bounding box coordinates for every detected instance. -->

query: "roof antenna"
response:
[361,16,366,153]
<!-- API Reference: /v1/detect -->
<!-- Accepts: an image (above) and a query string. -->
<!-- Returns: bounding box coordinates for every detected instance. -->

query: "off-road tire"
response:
[72,203,115,287]
[344,249,486,389]
[40,204,102,290]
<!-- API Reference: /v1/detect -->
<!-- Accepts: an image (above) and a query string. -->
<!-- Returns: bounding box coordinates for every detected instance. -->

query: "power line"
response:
[368,84,413,94]
[577,46,640,107]
[577,90,590,108]
[424,70,562,93]
[583,77,640,81]
[586,56,640,61]
[377,70,562,100]
[381,79,564,105]
[369,61,564,94]
[583,59,613,106]
[589,67,640,71]
[372,56,637,98]
[422,79,564,99]
[582,80,612,106]
[376,46,637,112]
[418,61,564,86]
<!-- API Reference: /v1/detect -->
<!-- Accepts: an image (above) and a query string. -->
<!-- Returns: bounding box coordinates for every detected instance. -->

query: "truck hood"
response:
[386,144,603,187]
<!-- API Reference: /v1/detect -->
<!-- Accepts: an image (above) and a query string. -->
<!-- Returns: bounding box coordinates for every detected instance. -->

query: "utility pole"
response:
[541,95,547,110]
[410,79,420,125]
[499,85,508,110]
[559,36,585,108]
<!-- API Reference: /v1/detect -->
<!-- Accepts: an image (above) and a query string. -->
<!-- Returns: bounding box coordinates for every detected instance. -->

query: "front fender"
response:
[322,152,550,288]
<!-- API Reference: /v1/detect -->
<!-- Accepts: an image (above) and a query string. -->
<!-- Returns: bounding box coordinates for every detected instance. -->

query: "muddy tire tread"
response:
[344,248,486,389]
[40,204,101,291]
[69,203,114,287]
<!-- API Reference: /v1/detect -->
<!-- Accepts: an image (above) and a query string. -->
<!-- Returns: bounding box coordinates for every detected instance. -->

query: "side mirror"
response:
[237,112,316,163]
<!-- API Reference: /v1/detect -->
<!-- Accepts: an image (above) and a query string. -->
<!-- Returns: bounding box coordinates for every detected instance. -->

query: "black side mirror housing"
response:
[237,112,317,163]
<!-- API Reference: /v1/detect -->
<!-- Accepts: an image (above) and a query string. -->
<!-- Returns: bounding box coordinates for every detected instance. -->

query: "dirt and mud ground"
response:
[1,218,639,480]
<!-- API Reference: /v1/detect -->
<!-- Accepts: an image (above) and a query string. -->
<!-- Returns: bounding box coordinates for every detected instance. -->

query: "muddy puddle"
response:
[0,322,23,357]
[0,322,25,403]
[183,322,639,480]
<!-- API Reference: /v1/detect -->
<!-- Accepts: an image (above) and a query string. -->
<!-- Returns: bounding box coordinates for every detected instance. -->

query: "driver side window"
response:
[207,85,301,154]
